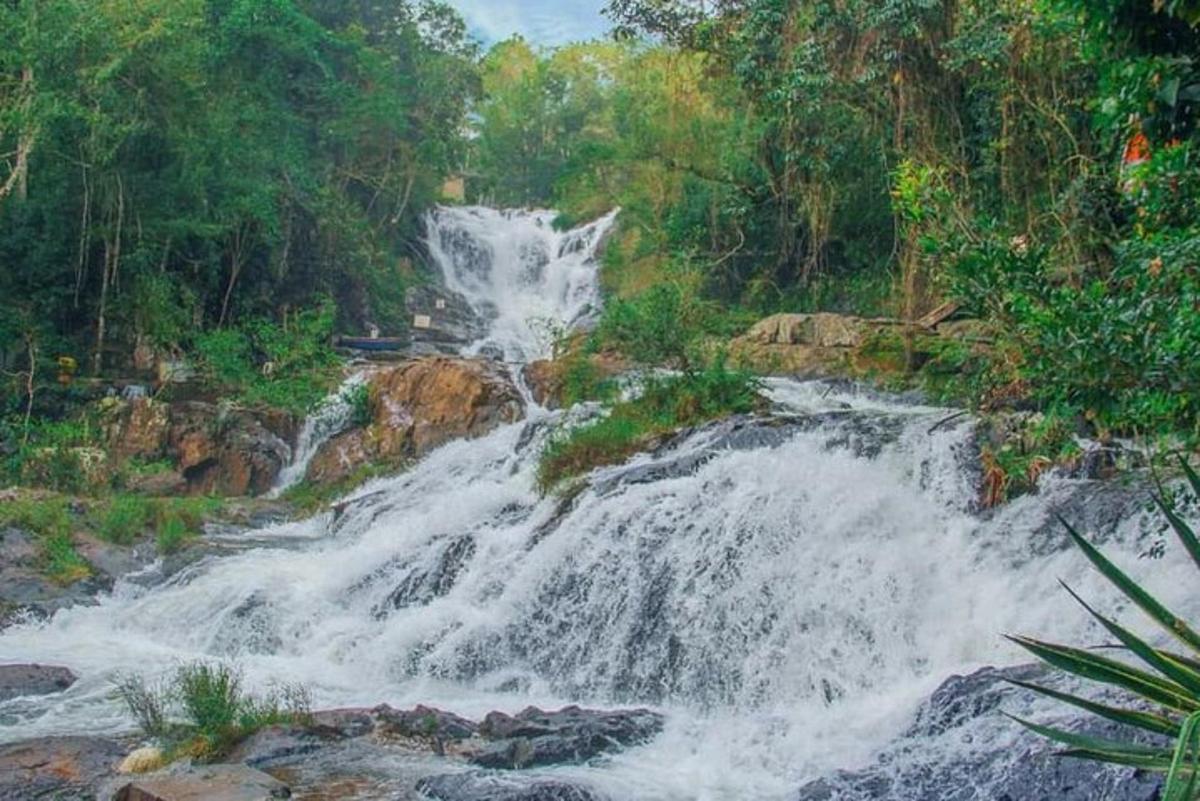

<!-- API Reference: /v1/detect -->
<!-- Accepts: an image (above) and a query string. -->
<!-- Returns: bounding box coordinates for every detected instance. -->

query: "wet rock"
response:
[113,763,291,801]
[0,663,78,702]
[406,285,487,356]
[305,358,524,487]
[521,351,628,409]
[374,705,479,743]
[227,725,345,769]
[416,773,601,801]
[380,535,476,613]
[462,706,664,770]
[0,526,109,624]
[794,665,1165,801]
[0,736,125,800]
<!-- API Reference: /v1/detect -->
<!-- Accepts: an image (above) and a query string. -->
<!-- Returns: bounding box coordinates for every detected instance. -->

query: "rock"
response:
[795,665,1166,801]
[461,705,664,770]
[0,663,78,702]
[125,470,189,496]
[374,704,479,743]
[406,285,488,356]
[0,526,108,624]
[744,313,870,349]
[118,747,166,775]
[226,725,344,769]
[521,351,628,409]
[0,736,125,800]
[416,773,601,801]
[167,403,289,497]
[105,399,172,462]
[113,763,291,801]
[304,429,372,487]
[305,358,524,486]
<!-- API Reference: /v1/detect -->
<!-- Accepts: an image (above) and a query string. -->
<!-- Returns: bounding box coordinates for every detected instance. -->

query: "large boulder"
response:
[406,285,488,356]
[166,403,290,497]
[112,763,290,801]
[103,398,171,462]
[462,706,664,770]
[305,358,524,486]
[795,665,1166,801]
[0,736,125,800]
[0,664,77,702]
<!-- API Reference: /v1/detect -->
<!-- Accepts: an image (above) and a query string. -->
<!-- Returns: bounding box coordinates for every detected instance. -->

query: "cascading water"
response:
[0,210,1194,800]
[424,206,618,362]
[271,372,368,496]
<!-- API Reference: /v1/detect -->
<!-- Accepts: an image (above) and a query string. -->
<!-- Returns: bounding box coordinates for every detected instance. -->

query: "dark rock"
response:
[462,706,664,770]
[0,736,125,801]
[795,665,1166,801]
[379,535,476,613]
[406,284,487,356]
[0,664,78,702]
[113,763,291,801]
[417,773,601,801]
[226,724,346,769]
[309,708,377,739]
[0,526,109,625]
[374,705,480,742]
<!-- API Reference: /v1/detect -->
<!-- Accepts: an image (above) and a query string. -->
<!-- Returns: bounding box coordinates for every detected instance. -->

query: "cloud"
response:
[445,0,609,45]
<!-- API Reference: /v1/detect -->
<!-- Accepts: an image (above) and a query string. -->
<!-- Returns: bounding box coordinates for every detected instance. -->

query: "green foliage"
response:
[0,496,91,584]
[538,363,761,491]
[1011,457,1200,796]
[116,662,312,762]
[194,302,340,414]
[346,382,371,429]
[97,495,152,545]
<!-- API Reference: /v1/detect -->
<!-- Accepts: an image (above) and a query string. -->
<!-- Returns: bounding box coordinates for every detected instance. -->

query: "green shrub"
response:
[116,662,312,762]
[0,497,91,584]
[537,363,760,491]
[1012,457,1200,795]
[98,496,152,545]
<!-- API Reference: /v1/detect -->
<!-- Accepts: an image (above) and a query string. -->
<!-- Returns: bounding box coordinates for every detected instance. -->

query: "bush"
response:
[0,497,91,584]
[98,496,152,545]
[1012,457,1200,795]
[537,362,760,491]
[116,662,312,762]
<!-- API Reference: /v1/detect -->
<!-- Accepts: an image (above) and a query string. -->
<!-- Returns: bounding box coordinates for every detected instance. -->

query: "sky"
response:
[445,0,611,46]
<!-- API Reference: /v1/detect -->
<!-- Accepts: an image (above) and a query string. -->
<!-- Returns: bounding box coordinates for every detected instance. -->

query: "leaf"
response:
[1007,635,1200,713]
[1164,711,1200,801]
[1059,516,1200,655]
[1007,713,1172,759]
[1059,581,1200,696]
[1006,678,1181,737]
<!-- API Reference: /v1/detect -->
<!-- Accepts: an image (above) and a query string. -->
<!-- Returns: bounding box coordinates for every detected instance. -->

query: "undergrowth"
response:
[115,662,312,762]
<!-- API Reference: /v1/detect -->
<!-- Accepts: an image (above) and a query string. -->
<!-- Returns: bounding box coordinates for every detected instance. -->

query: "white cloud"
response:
[446,0,609,45]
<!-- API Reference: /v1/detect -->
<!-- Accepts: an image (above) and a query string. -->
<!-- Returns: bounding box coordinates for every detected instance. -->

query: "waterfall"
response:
[0,209,1194,800]
[424,206,619,362]
[271,372,368,496]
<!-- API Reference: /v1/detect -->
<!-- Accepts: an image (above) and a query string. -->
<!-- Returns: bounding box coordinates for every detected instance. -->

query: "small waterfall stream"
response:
[0,208,1195,800]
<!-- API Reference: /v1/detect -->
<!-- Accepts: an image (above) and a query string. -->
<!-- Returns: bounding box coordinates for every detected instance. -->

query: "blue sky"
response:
[444,0,610,46]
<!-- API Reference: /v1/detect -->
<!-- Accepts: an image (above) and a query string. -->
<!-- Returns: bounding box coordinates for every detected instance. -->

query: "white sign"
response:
[413,314,433,330]
[435,298,447,310]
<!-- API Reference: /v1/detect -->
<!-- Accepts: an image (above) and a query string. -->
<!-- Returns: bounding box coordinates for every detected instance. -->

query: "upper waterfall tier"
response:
[423,206,618,363]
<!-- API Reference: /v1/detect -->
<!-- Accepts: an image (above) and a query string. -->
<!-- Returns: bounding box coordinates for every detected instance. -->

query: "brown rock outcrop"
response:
[305,357,524,486]
[165,403,290,497]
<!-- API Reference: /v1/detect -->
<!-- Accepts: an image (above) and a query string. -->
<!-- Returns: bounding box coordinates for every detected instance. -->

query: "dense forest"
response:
[2,0,1198,445]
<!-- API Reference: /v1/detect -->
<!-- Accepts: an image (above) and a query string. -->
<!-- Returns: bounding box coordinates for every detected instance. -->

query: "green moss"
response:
[0,497,92,584]
[282,461,406,517]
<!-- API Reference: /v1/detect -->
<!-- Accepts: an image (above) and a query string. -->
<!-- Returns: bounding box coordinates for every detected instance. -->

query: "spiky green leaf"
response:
[1163,711,1200,801]
[1007,713,1171,757]
[1059,516,1200,655]
[1059,581,1200,696]
[1154,492,1200,578]
[1006,677,1182,737]
[1007,635,1200,713]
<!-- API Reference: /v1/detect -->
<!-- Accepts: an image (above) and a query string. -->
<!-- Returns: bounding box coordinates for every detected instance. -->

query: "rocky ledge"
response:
[306,356,525,487]
[0,704,662,801]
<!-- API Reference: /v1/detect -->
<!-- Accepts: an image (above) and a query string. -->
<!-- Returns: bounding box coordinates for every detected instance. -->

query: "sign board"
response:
[435,299,447,310]
[413,314,433,330]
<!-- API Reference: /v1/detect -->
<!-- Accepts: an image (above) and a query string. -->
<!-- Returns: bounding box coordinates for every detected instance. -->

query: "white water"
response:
[0,209,1195,800]
[271,372,368,496]
[425,206,618,362]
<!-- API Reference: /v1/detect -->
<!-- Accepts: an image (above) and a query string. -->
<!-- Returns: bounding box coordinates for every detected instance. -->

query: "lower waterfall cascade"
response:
[0,208,1195,801]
